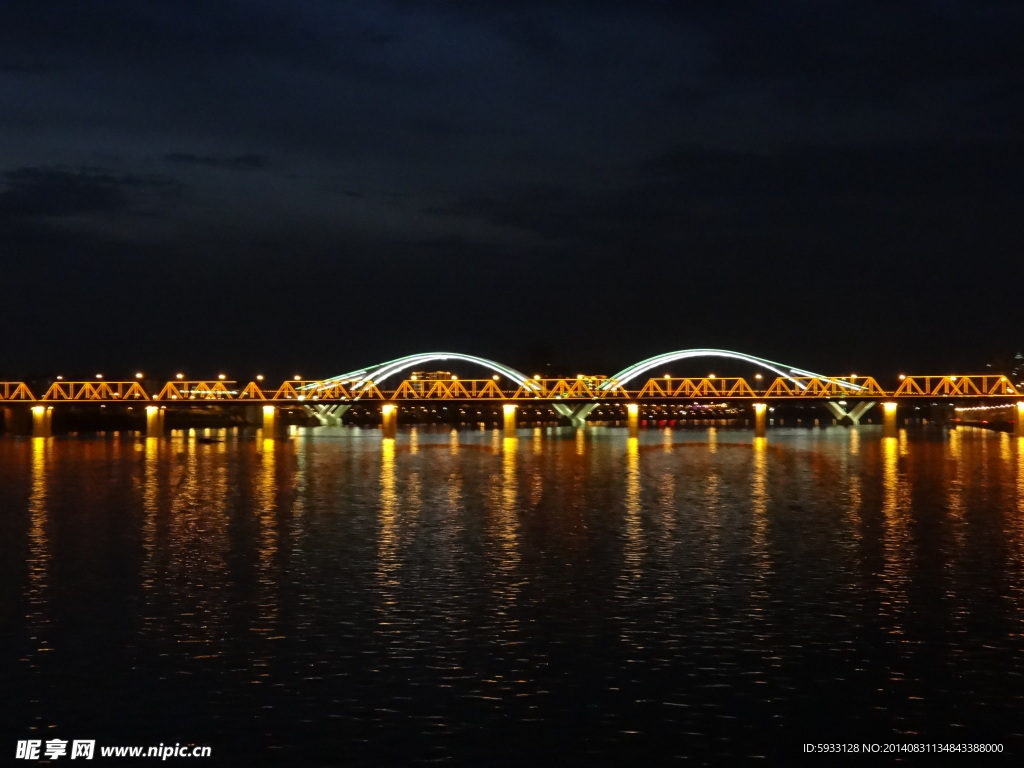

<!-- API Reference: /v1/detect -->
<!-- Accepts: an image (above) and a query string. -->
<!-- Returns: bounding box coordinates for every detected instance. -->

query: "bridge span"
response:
[2,349,1021,438]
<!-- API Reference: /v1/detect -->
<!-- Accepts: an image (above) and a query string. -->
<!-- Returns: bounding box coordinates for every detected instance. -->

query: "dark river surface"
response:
[1,426,1022,765]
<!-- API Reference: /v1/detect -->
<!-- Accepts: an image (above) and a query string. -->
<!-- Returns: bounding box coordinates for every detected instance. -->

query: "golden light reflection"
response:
[750,437,769,582]
[948,427,962,461]
[501,437,518,517]
[486,436,521,635]
[707,426,718,453]
[1018,437,1024,516]
[140,437,161,608]
[849,427,860,456]
[409,427,419,455]
[251,437,281,679]
[449,428,459,455]
[26,437,51,664]
[533,426,543,455]
[575,427,586,456]
[880,436,910,634]
[621,437,643,587]
[843,434,862,529]
[662,427,673,453]
[378,438,399,589]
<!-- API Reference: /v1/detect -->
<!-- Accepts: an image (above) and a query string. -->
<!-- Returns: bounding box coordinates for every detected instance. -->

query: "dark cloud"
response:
[163,153,271,171]
[0,1,1021,375]
[0,167,173,219]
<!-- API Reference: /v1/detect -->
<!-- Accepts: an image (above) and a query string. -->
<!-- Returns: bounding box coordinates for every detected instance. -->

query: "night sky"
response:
[1,1,1022,381]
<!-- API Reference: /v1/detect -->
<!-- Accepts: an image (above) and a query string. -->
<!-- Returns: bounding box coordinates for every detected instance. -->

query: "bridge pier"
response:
[381,404,398,437]
[262,405,279,439]
[145,405,165,438]
[753,402,767,437]
[307,403,350,427]
[882,401,898,438]
[552,402,597,429]
[626,403,639,436]
[503,404,517,434]
[824,400,876,426]
[31,406,52,437]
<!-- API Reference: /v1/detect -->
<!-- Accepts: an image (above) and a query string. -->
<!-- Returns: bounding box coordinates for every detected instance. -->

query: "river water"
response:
[1,426,1022,765]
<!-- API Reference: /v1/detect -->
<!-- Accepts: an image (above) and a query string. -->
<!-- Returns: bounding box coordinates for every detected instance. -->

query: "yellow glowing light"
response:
[626,403,639,415]
[135,372,144,379]
[949,376,957,381]
[899,374,906,380]
[31,405,45,415]
[664,373,671,379]
[883,402,898,414]
[451,375,458,380]
[218,373,226,380]
[708,373,716,379]
[534,374,541,380]
[381,404,397,415]
[293,374,301,381]
[502,404,516,415]
[492,374,499,380]
[754,373,763,380]
[95,373,103,379]
[175,373,184,380]
[753,402,767,413]
[256,374,264,381]
[262,405,275,415]
[56,375,63,381]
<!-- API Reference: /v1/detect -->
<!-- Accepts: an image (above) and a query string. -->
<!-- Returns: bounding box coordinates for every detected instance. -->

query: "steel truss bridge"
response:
[2,347,1019,404]
[3,350,1022,437]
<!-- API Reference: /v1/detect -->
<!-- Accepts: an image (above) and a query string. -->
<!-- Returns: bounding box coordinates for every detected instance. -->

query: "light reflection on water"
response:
[1,426,1023,764]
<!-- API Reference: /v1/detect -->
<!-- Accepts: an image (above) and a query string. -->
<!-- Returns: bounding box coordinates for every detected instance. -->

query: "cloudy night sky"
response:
[1,1,1022,380]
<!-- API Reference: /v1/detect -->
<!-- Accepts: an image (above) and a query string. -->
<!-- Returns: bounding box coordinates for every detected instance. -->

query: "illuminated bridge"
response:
[2,349,1022,438]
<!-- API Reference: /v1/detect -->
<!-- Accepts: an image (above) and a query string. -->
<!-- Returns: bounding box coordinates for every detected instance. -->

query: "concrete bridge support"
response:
[503,404,517,434]
[882,402,898,438]
[31,406,52,437]
[552,402,597,429]
[307,403,350,427]
[381,404,398,438]
[824,400,877,426]
[626,403,639,437]
[262,405,279,439]
[145,405,165,438]
[753,402,767,437]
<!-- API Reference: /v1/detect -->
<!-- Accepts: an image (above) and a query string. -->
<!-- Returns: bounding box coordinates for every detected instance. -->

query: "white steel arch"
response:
[323,352,533,389]
[603,349,860,391]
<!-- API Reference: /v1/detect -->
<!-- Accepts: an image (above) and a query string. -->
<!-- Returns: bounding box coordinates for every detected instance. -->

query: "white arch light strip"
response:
[603,349,862,392]
[317,349,859,394]
[321,352,533,391]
